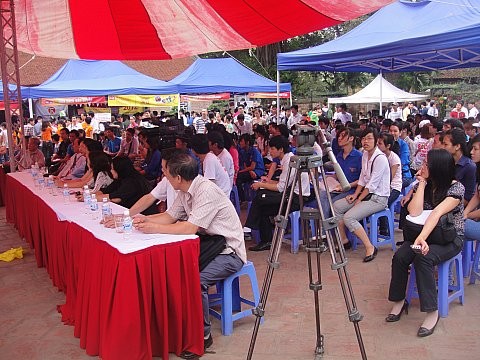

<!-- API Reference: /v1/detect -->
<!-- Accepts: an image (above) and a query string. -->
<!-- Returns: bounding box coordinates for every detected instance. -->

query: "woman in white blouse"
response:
[333,127,391,262]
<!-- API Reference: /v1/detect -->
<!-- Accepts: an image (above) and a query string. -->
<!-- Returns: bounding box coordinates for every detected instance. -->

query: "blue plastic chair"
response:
[469,240,480,285]
[230,185,240,215]
[284,210,316,254]
[350,208,396,251]
[208,261,262,335]
[462,239,474,278]
[406,252,464,317]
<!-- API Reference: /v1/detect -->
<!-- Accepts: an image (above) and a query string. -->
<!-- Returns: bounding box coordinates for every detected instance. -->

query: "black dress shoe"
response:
[249,242,271,251]
[417,316,439,337]
[179,334,213,359]
[204,333,213,349]
[385,301,409,322]
[363,247,378,262]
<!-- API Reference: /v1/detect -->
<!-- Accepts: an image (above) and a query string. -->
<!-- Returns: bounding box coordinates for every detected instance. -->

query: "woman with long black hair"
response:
[100,157,158,215]
[386,149,464,337]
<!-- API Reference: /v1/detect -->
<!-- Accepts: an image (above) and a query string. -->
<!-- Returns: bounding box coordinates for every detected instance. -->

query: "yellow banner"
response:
[83,106,111,113]
[108,94,179,107]
[117,106,143,114]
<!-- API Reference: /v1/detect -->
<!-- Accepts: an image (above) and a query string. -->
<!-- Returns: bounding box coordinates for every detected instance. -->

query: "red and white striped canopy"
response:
[14,0,393,60]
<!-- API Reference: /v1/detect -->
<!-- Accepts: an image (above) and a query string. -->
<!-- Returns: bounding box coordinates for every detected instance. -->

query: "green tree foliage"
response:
[200,15,372,101]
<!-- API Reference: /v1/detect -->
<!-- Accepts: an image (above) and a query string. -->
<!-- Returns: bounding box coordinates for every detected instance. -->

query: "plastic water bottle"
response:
[47,175,55,195]
[62,183,70,203]
[122,210,133,236]
[83,188,91,214]
[101,198,112,221]
[31,164,38,178]
[37,176,45,190]
[90,198,99,220]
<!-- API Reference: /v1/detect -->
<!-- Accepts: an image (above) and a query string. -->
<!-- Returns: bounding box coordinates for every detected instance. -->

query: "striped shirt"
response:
[167,175,247,263]
[195,117,206,134]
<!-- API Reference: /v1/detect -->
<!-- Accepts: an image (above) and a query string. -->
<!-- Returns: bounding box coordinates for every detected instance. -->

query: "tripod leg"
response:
[312,166,367,360]
[247,166,298,360]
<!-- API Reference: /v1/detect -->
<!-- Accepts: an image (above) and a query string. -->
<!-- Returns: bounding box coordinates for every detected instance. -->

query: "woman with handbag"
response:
[386,148,464,337]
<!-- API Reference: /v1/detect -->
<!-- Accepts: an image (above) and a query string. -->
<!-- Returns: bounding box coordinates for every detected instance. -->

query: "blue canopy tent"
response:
[170,58,291,94]
[277,0,480,73]
[28,60,178,99]
[0,82,30,100]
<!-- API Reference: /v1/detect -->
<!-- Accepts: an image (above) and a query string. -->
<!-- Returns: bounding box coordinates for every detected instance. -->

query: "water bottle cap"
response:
[103,197,108,202]
[83,185,88,189]
[64,183,68,187]
[123,210,130,216]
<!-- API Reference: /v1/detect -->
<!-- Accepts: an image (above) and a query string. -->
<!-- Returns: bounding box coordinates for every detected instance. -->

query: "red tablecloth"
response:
[5,174,204,360]
[0,167,6,206]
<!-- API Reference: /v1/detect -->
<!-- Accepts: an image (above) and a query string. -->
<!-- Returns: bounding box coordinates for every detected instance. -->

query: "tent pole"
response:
[276,70,280,123]
[379,70,383,117]
[28,98,33,117]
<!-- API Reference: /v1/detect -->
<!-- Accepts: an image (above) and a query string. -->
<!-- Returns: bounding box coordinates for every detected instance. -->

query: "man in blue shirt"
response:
[236,134,265,201]
[390,121,413,188]
[104,127,121,156]
[320,127,362,217]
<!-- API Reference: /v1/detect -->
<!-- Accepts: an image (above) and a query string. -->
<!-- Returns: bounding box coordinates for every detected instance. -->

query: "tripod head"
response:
[292,124,317,156]
[292,124,351,193]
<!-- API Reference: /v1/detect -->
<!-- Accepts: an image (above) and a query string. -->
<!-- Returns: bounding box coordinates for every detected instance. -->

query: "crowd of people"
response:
[1,97,480,349]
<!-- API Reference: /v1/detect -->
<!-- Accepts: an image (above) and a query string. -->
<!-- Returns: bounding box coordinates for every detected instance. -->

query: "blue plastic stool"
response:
[469,240,480,284]
[350,209,396,251]
[208,261,262,335]
[462,240,474,278]
[406,252,464,318]
[391,196,402,228]
[284,210,316,254]
[230,185,240,215]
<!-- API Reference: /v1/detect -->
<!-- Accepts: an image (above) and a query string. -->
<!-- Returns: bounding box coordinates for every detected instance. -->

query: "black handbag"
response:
[198,234,226,271]
[403,212,457,246]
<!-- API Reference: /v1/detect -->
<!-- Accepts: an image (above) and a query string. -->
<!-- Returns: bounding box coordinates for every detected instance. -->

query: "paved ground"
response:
[1,205,479,360]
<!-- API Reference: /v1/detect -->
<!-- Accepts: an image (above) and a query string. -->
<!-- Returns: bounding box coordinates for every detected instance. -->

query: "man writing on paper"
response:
[133,152,246,359]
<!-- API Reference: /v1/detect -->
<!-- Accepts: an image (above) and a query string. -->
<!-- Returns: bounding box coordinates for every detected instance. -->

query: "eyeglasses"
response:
[361,136,375,142]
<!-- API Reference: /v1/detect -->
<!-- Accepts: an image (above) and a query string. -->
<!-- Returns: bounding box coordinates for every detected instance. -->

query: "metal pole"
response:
[276,70,280,123]
[0,0,25,172]
[379,71,383,117]
[28,98,33,117]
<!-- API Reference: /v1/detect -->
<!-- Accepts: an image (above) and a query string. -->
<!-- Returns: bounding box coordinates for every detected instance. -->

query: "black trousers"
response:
[388,220,462,312]
[244,189,301,245]
[236,171,256,202]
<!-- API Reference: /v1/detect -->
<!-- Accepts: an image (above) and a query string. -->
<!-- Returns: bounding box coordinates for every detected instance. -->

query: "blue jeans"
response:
[200,253,244,336]
[465,219,480,240]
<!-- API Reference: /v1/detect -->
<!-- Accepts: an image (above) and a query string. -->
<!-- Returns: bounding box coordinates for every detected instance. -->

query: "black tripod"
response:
[246,131,367,360]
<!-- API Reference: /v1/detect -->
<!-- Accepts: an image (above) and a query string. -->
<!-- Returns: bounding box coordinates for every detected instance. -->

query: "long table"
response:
[5,172,204,359]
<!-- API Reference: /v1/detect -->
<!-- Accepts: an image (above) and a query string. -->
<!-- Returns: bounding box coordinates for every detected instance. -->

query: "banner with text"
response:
[108,94,179,107]
[248,92,290,99]
[41,96,106,106]
[180,93,230,101]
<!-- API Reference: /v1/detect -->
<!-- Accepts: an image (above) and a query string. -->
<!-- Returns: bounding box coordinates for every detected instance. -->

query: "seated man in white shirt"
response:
[102,149,180,224]
[233,114,253,135]
[133,152,246,358]
[190,134,232,196]
[207,131,234,188]
[245,135,311,251]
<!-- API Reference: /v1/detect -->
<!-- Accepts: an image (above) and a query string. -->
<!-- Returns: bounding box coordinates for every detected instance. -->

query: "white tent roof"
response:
[328,74,427,104]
